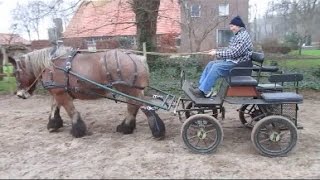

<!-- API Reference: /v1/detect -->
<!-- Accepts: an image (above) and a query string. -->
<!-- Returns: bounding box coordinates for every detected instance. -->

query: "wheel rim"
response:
[239,104,264,128]
[182,115,223,153]
[252,116,297,156]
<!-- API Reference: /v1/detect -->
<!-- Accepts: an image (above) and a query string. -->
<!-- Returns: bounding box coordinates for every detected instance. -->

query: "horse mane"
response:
[24,46,73,76]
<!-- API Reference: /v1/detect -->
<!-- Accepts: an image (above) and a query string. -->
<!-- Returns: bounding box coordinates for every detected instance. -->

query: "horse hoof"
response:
[47,117,63,132]
[70,120,87,138]
[116,122,135,134]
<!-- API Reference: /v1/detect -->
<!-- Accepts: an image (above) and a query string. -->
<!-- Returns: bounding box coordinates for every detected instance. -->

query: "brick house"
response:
[178,0,249,52]
[63,0,181,52]
[63,0,249,52]
[0,33,30,79]
[0,33,30,63]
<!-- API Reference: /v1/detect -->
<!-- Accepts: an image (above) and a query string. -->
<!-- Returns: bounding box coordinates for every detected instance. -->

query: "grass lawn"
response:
[0,77,16,93]
[289,49,320,56]
[268,59,320,69]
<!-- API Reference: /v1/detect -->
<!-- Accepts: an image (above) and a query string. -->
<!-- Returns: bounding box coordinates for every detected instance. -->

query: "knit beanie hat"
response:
[230,16,245,28]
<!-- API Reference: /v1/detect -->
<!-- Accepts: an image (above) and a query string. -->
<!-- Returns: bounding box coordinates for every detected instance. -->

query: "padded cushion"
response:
[261,92,303,103]
[257,83,283,89]
[229,76,258,86]
[252,65,279,72]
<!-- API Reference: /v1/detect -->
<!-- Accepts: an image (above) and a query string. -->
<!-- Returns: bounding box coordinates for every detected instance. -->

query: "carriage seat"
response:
[261,92,303,103]
[229,76,258,86]
[227,57,258,87]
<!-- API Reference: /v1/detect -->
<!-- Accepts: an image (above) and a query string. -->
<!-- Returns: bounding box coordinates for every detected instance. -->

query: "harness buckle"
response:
[66,62,71,70]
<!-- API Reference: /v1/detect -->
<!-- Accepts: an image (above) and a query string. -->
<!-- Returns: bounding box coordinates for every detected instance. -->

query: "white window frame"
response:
[190,4,201,17]
[216,29,233,47]
[219,4,229,16]
[86,38,97,52]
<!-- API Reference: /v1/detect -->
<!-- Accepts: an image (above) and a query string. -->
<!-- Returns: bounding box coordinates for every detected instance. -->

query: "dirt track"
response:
[0,93,319,179]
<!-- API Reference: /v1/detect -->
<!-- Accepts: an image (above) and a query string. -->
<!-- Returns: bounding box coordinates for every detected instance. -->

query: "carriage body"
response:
[175,52,304,157]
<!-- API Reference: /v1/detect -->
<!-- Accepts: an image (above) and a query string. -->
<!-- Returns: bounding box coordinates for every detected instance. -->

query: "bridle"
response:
[13,55,45,93]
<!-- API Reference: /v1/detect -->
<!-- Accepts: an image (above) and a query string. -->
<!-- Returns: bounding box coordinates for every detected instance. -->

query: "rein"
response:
[25,68,46,92]
[15,55,47,92]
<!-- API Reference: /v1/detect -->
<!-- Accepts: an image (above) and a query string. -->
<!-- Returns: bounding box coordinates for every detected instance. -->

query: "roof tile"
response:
[64,0,181,38]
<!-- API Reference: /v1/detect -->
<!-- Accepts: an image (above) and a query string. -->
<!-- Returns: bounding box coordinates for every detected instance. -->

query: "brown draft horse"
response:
[6,46,165,138]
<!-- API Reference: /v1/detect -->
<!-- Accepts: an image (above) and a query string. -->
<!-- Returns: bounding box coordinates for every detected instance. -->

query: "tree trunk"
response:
[132,0,160,63]
[298,38,303,55]
[0,47,6,81]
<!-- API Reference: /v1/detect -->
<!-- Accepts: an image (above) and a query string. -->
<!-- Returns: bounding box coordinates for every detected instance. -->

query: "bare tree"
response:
[291,0,318,54]
[29,1,47,40]
[11,3,32,41]
[269,0,319,54]
[11,0,80,40]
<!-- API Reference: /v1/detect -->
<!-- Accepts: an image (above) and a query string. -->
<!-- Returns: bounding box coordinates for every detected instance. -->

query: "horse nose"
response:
[16,90,31,99]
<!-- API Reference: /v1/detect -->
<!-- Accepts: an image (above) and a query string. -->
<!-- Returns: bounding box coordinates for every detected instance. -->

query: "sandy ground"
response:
[0,92,319,179]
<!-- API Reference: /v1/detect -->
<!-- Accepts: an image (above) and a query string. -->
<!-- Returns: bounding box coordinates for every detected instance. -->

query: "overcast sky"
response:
[0,0,270,40]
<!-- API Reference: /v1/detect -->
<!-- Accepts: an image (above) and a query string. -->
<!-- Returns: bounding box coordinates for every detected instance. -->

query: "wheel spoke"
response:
[203,139,208,147]
[248,105,255,113]
[195,139,201,147]
[279,130,290,136]
[187,126,198,134]
[187,135,198,141]
[264,124,273,131]
[259,138,270,143]
[244,114,251,119]
[258,130,269,136]
[206,129,217,134]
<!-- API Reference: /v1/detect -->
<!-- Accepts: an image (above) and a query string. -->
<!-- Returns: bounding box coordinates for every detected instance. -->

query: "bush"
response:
[284,32,300,50]
[312,66,320,78]
[261,39,291,54]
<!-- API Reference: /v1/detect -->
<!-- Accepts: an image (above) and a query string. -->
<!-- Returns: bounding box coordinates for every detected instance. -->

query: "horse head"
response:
[8,55,37,99]
[8,46,73,99]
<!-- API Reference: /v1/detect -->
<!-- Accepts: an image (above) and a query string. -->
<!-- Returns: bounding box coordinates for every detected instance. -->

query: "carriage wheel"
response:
[181,114,223,154]
[251,115,298,157]
[239,104,264,128]
[185,102,218,119]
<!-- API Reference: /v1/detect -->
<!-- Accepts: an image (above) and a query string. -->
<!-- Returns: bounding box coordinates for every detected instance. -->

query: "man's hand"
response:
[208,49,217,56]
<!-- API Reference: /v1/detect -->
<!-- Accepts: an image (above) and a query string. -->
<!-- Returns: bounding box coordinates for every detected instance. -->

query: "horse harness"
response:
[44,49,142,99]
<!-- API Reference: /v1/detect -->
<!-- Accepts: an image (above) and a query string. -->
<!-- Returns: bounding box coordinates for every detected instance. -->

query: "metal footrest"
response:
[182,80,222,106]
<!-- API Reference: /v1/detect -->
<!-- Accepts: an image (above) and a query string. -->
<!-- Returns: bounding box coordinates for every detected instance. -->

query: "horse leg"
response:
[57,94,87,138]
[47,97,63,132]
[116,102,139,134]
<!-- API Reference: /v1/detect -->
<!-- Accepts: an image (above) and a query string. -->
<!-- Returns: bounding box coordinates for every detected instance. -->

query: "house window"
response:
[219,4,229,16]
[190,4,201,17]
[86,39,97,52]
[217,29,233,47]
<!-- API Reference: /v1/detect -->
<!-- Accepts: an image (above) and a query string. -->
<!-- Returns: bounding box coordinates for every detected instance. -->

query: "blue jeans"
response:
[199,60,236,94]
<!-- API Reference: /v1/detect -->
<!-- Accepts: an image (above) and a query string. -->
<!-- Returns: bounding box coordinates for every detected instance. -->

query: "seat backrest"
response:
[230,60,253,76]
[229,52,264,76]
[251,52,264,64]
[268,73,303,93]
[269,73,303,83]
